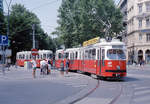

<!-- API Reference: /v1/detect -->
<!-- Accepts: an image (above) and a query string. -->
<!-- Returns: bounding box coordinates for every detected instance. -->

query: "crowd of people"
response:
[30,57,69,78]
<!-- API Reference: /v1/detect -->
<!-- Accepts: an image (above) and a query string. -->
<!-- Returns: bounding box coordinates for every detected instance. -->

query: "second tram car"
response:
[55,37,126,79]
[16,50,53,67]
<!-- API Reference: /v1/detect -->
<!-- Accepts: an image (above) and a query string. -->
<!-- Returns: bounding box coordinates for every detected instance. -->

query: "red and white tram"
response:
[16,50,53,67]
[55,49,65,68]
[55,37,126,79]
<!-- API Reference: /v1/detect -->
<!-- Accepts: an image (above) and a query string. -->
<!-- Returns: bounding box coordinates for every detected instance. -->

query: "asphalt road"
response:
[0,65,150,104]
[0,66,93,104]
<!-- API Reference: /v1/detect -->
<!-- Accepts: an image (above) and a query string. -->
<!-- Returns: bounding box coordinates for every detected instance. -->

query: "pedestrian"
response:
[40,59,48,75]
[142,59,145,66]
[60,60,64,76]
[139,59,142,67]
[31,57,37,78]
[65,59,69,74]
[47,59,52,75]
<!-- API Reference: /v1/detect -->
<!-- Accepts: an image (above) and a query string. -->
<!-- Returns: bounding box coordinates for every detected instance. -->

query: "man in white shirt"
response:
[40,59,48,75]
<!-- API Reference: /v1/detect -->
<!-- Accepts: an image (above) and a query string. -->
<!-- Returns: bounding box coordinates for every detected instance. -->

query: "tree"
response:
[55,0,123,48]
[0,11,6,35]
[7,4,55,63]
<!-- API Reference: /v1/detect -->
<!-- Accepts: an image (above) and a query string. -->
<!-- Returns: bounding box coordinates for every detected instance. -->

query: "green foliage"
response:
[0,11,6,35]
[55,0,123,48]
[7,4,55,63]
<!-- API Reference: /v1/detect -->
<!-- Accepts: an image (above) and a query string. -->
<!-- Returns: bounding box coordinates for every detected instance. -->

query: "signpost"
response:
[0,35,8,75]
[31,48,38,56]
[0,35,8,46]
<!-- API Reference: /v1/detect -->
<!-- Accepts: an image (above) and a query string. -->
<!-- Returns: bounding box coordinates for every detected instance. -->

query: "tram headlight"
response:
[117,66,120,70]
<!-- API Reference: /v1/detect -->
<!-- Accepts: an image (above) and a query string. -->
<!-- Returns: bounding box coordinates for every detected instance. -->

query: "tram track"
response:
[108,83,123,104]
[54,73,124,104]
[72,78,124,104]
[69,79,100,104]
[67,78,124,104]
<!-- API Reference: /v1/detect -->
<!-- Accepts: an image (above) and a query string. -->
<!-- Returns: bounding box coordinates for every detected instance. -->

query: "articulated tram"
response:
[55,37,126,79]
[16,50,53,67]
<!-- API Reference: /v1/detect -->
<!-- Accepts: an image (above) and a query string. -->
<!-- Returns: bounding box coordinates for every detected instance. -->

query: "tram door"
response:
[96,48,105,76]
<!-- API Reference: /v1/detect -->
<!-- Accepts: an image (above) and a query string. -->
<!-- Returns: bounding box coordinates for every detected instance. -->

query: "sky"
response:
[3,0,119,37]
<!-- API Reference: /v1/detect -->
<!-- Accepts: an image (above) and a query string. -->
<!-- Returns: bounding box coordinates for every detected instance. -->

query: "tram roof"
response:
[82,38,125,49]
[94,40,125,47]
[17,50,52,55]
[65,48,80,52]
[38,50,53,53]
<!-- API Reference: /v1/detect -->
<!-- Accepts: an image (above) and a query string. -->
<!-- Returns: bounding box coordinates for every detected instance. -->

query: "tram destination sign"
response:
[0,35,8,46]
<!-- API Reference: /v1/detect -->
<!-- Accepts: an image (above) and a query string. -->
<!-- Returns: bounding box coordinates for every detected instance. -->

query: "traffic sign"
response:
[31,48,38,56]
[0,35,8,46]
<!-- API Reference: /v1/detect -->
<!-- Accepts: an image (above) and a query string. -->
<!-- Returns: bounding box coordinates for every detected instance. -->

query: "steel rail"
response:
[108,83,123,104]
[69,80,100,104]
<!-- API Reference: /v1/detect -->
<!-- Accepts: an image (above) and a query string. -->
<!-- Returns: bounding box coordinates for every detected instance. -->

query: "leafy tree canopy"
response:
[54,0,123,48]
[7,4,55,63]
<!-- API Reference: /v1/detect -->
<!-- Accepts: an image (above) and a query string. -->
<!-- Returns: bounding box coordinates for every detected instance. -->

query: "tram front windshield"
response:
[107,49,126,60]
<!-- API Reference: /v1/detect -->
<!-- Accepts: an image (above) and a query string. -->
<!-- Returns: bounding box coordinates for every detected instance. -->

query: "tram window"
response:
[65,53,69,59]
[107,49,126,60]
[88,50,92,59]
[43,54,46,59]
[30,54,32,59]
[82,52,84,60]
[26,55,28,60]
[92,49,96,59]
[48,54,51,59]
[70,53,73,59]
[75,52,78,59]
[79,52,81,60]
[22,55,25,59]
[73,53,74,59]
[36,55,39,59]
[21,55,23,59]
[85,50,88,59]
[58,53,62,59]
[117,50,126,59]
[97,50,99,60]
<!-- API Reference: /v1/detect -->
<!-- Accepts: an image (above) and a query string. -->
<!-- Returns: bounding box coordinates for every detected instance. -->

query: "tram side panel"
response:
[69,60,78,71]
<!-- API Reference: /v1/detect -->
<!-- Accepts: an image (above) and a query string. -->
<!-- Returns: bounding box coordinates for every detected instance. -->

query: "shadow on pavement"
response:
[123,76,139,82]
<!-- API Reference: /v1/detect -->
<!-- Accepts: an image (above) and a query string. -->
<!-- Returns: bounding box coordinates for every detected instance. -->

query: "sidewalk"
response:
[127,64,150,70]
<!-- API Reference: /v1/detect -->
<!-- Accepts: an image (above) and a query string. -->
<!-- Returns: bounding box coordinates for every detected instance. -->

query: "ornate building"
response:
[118,0,150,64]
[117,0,128,45]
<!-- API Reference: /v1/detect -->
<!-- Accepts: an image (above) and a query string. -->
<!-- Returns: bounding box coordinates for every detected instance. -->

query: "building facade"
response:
[118,0,128,44]
[0,0,3,12]
[127,0,150,64]
[118,0,150,64]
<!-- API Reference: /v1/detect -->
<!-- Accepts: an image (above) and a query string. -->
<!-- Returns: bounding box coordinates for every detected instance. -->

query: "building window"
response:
[138,4,143,13]
[146,18,150,27]
[146,33,150,42]
[139,33,142,40]
[139,19,142,28]
[146,2,150,12]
